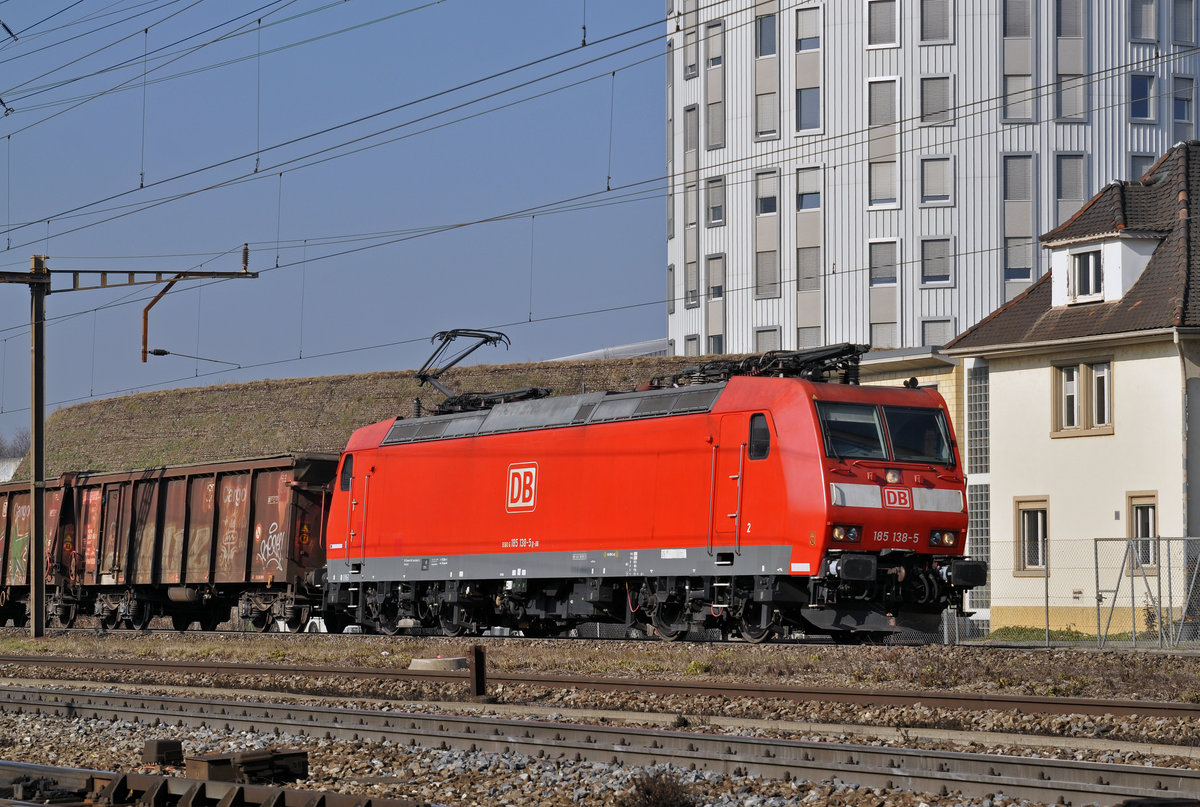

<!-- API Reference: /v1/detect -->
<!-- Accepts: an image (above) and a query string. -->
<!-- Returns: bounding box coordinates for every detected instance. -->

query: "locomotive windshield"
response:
[817,402,953,465]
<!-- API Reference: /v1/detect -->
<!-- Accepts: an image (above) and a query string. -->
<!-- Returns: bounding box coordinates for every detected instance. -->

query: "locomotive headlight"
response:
[832,526,846,541]
[830,525,862,543]
[885,469,902,484]
[930,530,957,547]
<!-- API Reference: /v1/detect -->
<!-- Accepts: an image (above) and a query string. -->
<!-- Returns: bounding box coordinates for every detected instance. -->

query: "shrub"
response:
[617,769,697,807]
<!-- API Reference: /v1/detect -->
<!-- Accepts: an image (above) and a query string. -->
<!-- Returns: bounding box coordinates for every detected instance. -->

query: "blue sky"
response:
[0,0,666,439]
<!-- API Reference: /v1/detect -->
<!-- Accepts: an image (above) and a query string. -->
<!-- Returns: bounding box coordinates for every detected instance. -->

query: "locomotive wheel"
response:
[171,613,193,632]
[650,602,686,642]
[738,615,775,644]
[438,607,468,637]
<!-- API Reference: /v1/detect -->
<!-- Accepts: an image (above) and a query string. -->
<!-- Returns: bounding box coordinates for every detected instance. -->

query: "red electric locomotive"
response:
[324,344,986,641]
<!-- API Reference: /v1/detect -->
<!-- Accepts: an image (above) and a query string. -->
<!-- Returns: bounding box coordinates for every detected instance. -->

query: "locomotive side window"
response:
[339,454,354,492]
[883,406,953,465]
[749,413,770,459]
[816,402,887,459]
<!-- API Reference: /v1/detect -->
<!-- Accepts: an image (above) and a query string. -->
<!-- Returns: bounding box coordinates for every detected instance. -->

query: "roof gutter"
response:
[944,327,1200,359]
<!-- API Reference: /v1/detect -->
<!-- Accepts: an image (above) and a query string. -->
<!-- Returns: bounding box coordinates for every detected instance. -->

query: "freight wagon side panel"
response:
[186,476,216,584]
[43,488,65,583]
[130,479,160,585]
[80,488,101,585]
[214,473,252,584]
[98,484,131,585]
[250,469,291,583]
[5,492,29,586]
[160,478,187,585]
[0,494,11,585]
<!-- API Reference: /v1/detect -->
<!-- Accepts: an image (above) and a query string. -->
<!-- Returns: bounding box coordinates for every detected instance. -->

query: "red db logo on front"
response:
[883,488,912,509]
[506,463,538,512]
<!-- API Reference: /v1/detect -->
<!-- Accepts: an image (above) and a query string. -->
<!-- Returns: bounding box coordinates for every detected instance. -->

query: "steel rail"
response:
[0,685,1194,805]
[0,653,1192,719]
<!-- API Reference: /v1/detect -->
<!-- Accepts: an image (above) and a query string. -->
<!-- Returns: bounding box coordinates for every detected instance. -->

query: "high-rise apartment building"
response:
[665,0,1200,355]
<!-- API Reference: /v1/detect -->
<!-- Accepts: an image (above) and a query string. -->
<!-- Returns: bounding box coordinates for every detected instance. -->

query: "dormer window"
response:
[1069,250,1103,302]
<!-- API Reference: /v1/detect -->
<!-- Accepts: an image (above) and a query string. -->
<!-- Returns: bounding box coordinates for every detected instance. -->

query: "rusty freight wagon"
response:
[0,478,69,627]
[46,454,337,630]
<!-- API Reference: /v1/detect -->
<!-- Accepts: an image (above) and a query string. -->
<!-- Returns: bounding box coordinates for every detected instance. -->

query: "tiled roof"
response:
[948,142,1197,351]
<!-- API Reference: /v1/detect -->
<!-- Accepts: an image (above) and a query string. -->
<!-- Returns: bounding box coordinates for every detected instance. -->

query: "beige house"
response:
[945,142,1200,634]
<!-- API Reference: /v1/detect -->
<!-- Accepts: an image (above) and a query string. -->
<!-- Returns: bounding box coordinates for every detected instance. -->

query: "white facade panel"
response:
[666,2,1200,354]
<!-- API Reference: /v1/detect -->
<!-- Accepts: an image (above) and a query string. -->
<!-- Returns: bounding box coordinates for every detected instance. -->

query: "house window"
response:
[797,326,821,348]
[798,246,820,291]
[707,100,725,149]
[921,238,952,284]
[1131,74,1155,120]
[797,87,821,131]
[920,0,951,42]
[870,322,897,349]
[869,161,898,206]
[966,484,991,608]
[666,264,675,314]
[685,260,699,307]
[1004,0,1031,36]
[1131,153,1157,178]
[706,177,725,226]
[922,318,953,346]
[967,364,990,475]
[755,171,778,215]
[1130,0,1157,41]
[1069,249,1102,301]
[755,251,779,297]
[1129,494,1158,569]
[1004,239,1032,282]
[1057,0,1082,36]
[707,254,724,299]
[1175,77,1194,141]
[869,241,898,286]
[1176,0,1196,42]
[754,327,780,353]
[867,0,898,46]
[1057,153,1085,223]
[796,8,820,50]
[1004,74,1034,120]
[797,167,821,210]
[868,79,898,125]
[684,105,699,152]
[921,76,952,123]
[1004,154,1033,200]
[666,189,674,239]
[1016,498,1048,572]
[921,157,952,203]
[684,183,697,227]
[755,92,779,137]
[755,14,776,57]
[705,21,724,67]
[684,335,700,356]
[1057,74,1086,120]
[707,334,724,355]
[1054,360,1114,436]
[684,29,698,78]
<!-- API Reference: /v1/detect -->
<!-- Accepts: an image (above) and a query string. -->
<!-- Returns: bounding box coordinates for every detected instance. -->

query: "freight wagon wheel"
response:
[100,610,121,631]
[48,603,77,630]
[127,602,153,631]
[170,613,194,632]
[199,611,224,632]
[8,608,27,629]
[284,606,310,634]
[249,611,274,632]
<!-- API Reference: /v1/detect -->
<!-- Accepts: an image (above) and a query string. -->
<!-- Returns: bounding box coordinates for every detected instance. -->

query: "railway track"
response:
[0,684,1194,805]
[0,653,1193,720]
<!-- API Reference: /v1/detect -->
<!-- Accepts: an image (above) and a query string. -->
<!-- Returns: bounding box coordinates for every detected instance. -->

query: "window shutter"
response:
[921,77,951,122]
[684,106,698,151]
[921,0,950,40]
[707,100,724,147]
[755,329,781,353]
[798,247,821,291]
[1004,0,1031,36]
[868,0,897,44]
[1057,154,1084,200]
[1004,74,1033,119]
[797,167,820,195]
[755,250,779,296]
[706,22,724,63]
[756,92,779,135]
[869,81,896,125]
[1005,238,1032,271]
[1131,0,1156,39]
[796,8,819,41]
[922,158,950,200]
[922,319,953,346]
[685,260,699,306]
[759,171,779,200]
[870,242,898,284]
[797,327,821,348]
[1175,0,1195,41]
[706,254,724,295]
[922,239,951,282]
[666,265,675,313]
[1057,0,1082,36]
[869,161,897,204]
[1004,156,1032,201]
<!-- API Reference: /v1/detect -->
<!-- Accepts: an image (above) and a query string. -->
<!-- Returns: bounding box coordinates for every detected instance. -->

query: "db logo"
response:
[883,487,912,509]
[506,462,538,512]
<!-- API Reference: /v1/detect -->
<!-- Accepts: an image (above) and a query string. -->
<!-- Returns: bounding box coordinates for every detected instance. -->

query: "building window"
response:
[1053,360,1114,435]
[684,182,697,228]
[666,189,675,239]
[1004,0,1031,36]
[920,157,952,204]
[666,264,675,314]
[920,0,951,42]
[921,76,952,124]
[869,161,898,206]
[798,246,820,291]
[1129,494,1158,569]
[684,29,698,78]
[707,254,724,299]
[1175,77,1194,141]
[967,364,990,475]
[1131,153,1157,178]
[705,21,724,67]
[755,251,779,297]
[870,322,897,349]
[707,99,725,149]
[755,171,778,215]
[869,241,898,286]
[1004,154,1033,200]
[797,87,820,131]
[1057,153,1085,223]
[1057,0,1082,36]
[1057,74,1086,120]
[1069,249,1102,301]
[707,334,724,355]
[796,7,820,50]
[684,260,699,308]
[754,327,781,353]
[867,0,898,46]
[797,326,821,348]
[921,319,953,346]
[755,14,776,57]
[1003,74,1034,121]
[706,177,725,226]
[796,167,821,210]
[921,238,952,284]
[1130,0,1157,41]
[1131,74,1155,120]
[755,92,779,137]
[1016,498,1048,572]
[868,79,898,125]
[1004,237,1033,282]
[684,335,700,356]
[683,105,699,152]
[1176,0,1196,42]
[966,484,991,608]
